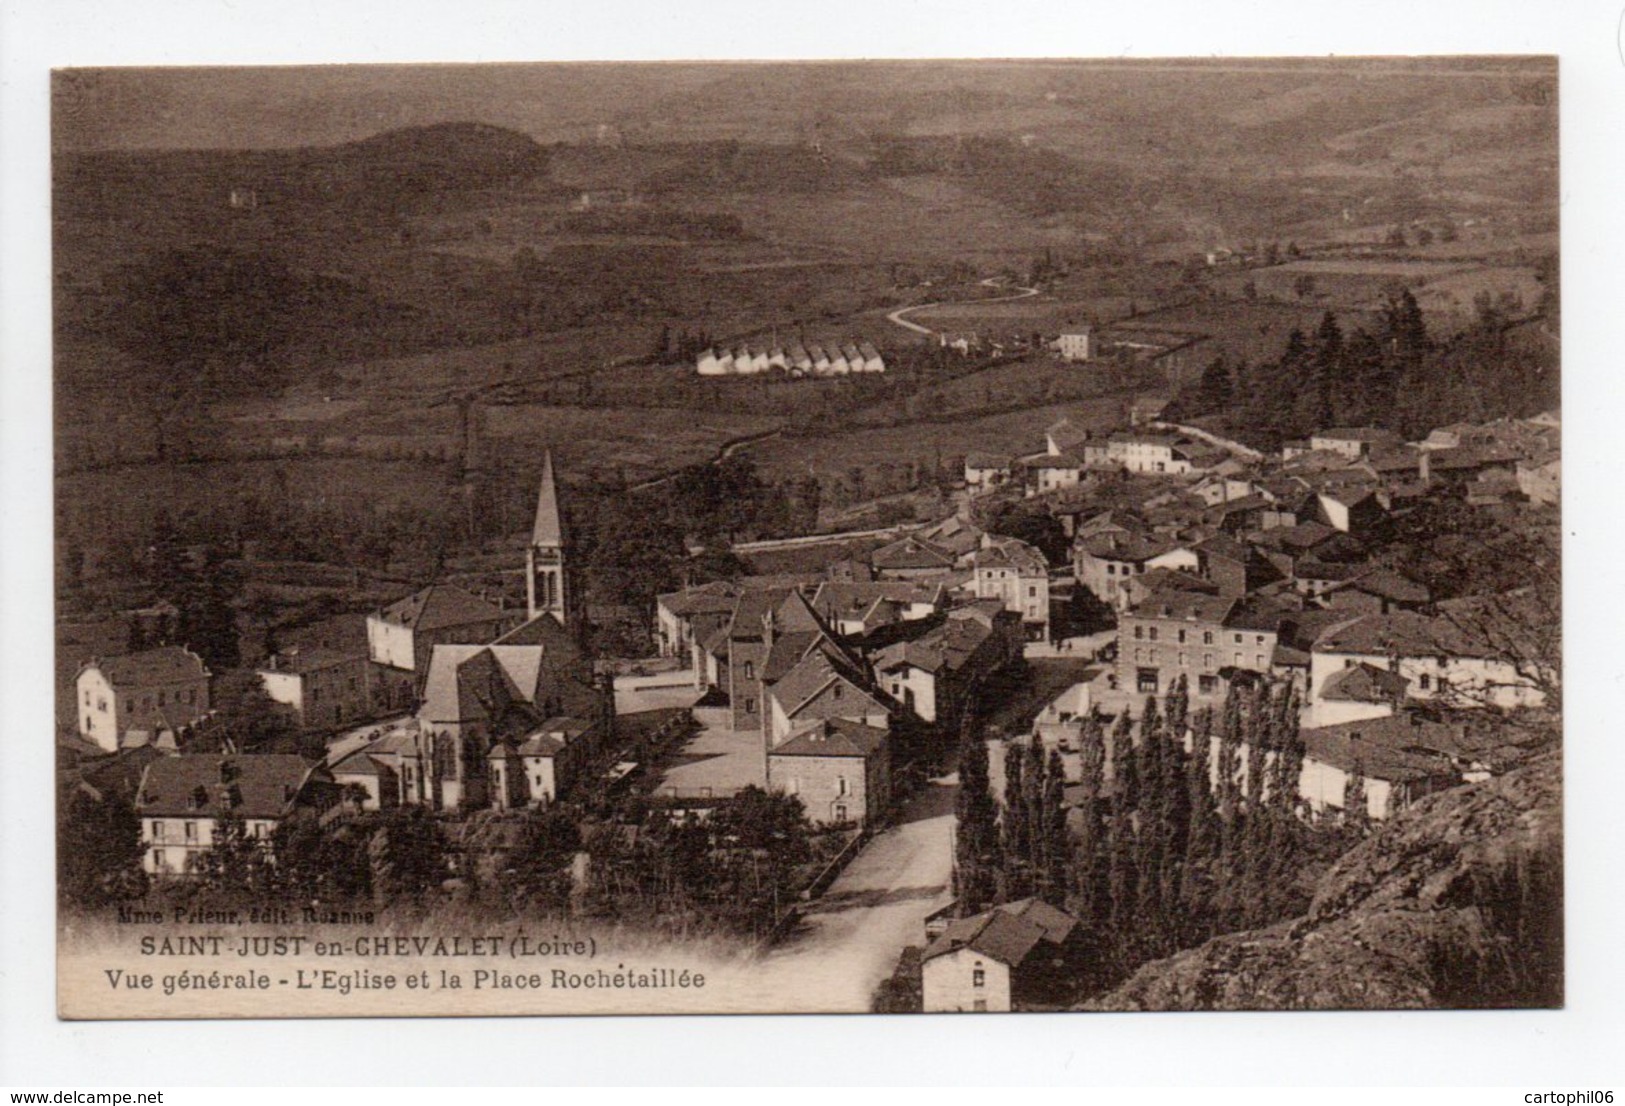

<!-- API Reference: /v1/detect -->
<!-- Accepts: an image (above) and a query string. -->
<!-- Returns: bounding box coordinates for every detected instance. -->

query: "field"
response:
[52,59,1558,587]
[1209,258,1544,322]
[1124,299,1374,366]
[481,404,781,478]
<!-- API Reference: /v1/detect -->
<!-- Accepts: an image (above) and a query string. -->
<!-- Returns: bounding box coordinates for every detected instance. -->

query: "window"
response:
[1028,586,1037,597]
[98,698,107,712]
[743,661,754,681]
[1177,629,1187,644]
[1199,675,1218,694]
[1148,627,1158,642]
[84,690,90,706]
[1256,654,1266,668]
[1179,652,1188,667]
[184,822,197,842]
[1233,634,1242,644]
[1133,625,1143,640]
[1203,631,1214,645]
[1137,668,1159,694]
[744,698,756,714]
[1233,653,1242,666]
[1106,564,1116,576]
[973,965,986,988]
[836,777,849,796]
[152,821,164,840]
[1256,635,1266,645]
[153,849,168,872]
[1204,653,1214,668]
[833,803,849,822]
[1418,673,1432,691]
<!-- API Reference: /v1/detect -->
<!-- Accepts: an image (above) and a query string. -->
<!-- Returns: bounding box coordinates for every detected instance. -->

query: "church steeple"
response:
[526,450,576,628]
[532,449,564,548]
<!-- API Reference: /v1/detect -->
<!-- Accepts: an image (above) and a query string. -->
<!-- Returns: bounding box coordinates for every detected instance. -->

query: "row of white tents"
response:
[696,341,885,377]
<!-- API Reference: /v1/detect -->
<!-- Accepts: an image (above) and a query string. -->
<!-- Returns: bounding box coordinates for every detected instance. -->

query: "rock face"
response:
[1085,750,1561,1011]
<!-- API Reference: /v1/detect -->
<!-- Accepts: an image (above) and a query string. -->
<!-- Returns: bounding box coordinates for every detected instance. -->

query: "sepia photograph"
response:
[47,54,1564,1023]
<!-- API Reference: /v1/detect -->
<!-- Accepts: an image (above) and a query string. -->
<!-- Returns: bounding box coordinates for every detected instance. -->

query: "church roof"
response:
[533,449,565,547]
[376,584,505,632]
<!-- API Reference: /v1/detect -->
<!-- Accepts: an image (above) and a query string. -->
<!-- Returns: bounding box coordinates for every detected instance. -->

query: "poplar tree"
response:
[953,717,1000,915]
[1344,759,1371,833]
[1000,739,1030,898]
[1040,746,1070,906]
[1073,711,1110,929]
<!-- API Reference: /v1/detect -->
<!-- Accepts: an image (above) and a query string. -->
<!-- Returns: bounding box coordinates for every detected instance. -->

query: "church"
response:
[404,451,613,812]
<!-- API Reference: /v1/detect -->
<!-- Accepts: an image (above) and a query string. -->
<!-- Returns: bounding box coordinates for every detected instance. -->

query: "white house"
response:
[135,755,337,876]
[921,899,1080,1013]
[76,646,212,754]
[969,537,1050,640]
[1309,609,1549,718]
[1057,330,1094,362]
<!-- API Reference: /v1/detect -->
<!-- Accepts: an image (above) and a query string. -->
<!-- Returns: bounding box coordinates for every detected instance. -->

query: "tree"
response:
[272,811,372,901]
[194,807,274,896]
[999,739,1031,899]
[208,669,298,753]
[1194,355,1234,413]
[1343,760,1371,831]
[500,808,586,908]
[953,716,1000,915]
[368,806,449,902]
[58,789,147,907]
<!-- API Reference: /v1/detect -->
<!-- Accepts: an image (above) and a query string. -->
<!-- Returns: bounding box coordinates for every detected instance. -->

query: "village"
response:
[59,333,1561,1012]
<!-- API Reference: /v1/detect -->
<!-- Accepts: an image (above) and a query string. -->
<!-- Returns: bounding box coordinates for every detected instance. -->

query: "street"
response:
[746,774,959,1011]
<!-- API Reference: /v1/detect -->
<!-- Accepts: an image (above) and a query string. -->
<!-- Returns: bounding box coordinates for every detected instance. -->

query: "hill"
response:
[1083,745,1562,1011]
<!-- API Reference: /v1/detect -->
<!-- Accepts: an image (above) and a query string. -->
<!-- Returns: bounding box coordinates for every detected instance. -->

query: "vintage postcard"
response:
[54,58,1561,1019]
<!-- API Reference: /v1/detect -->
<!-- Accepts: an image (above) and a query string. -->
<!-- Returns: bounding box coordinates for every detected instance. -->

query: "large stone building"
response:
[1117,589,1279,704]
[258,645,376,732]
[766,717,890,827]
[76,646,212,753]
[969,537,1050,641]
[135,754,337,876]
[366,583,517,683]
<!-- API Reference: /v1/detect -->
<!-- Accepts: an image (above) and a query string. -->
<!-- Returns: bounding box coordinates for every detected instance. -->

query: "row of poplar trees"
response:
[954,676,1324,997]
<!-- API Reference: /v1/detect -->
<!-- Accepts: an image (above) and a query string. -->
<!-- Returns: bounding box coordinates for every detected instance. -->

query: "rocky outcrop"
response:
[1084,750,1561,1011]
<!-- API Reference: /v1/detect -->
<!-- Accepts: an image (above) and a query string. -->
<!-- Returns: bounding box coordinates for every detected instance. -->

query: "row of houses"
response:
[970,407,1561,825]
[656,542,1032,826]
[965,417,1233,497]
[696,341,885,377]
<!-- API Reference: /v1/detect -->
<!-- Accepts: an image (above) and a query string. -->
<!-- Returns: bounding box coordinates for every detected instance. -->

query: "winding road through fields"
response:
[886,277,1042,338]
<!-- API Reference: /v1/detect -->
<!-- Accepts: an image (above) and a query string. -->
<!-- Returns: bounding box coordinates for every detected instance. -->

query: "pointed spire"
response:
[533,450,564,547]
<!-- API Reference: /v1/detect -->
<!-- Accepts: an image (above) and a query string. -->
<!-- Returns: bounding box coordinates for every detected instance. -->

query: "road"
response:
[745,775,959,1010]
[885,278,1042,339]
